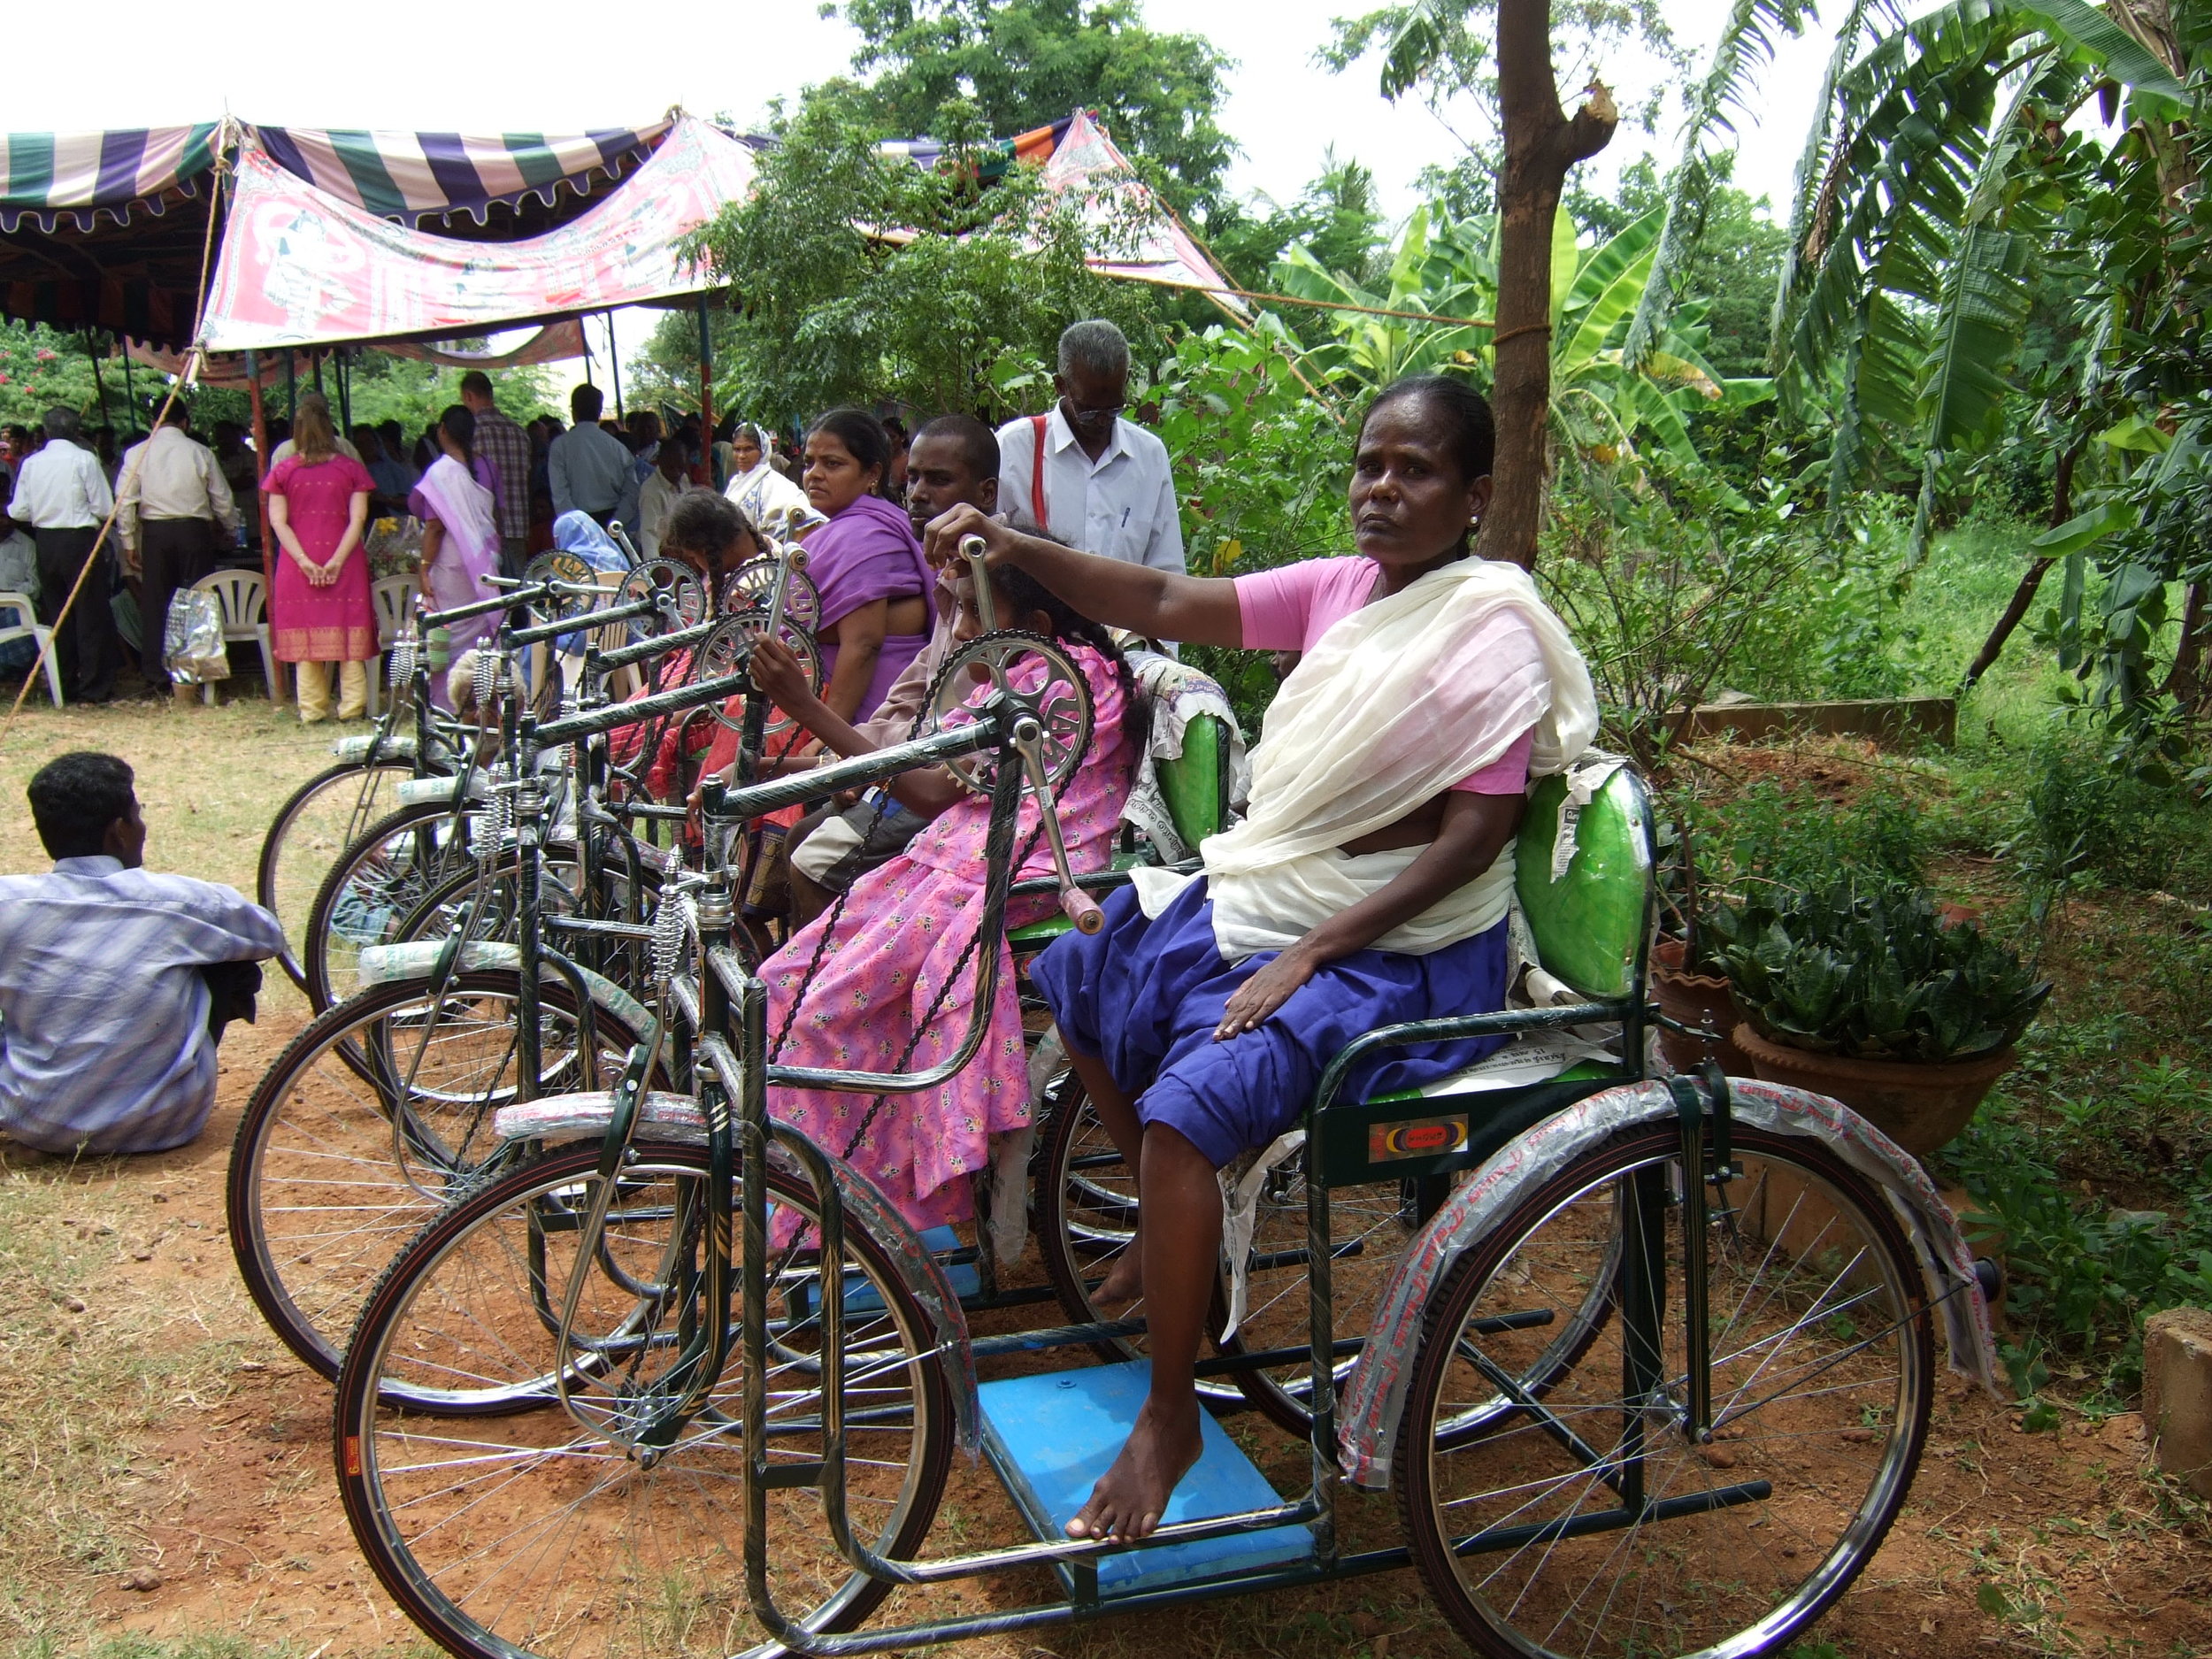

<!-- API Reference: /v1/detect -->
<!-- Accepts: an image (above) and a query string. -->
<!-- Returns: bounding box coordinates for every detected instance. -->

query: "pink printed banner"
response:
[200,118,754,351]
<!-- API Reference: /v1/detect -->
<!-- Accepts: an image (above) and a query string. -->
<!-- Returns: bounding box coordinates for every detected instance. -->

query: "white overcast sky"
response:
[3,0,1842,372]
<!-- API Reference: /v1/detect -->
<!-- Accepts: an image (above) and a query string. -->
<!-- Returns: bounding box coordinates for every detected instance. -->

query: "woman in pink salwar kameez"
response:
[265,399,378,723]
[742,564,1141,1237]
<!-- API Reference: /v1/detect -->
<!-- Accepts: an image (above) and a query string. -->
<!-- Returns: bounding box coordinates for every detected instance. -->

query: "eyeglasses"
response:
[1064,398,1124,425]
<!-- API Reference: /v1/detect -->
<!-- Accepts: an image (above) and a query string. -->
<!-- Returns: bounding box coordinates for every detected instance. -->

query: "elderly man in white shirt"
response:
[116,407,239,691]
[8,408,120,703]
[636,441,697,558]
[996,319,1185,578]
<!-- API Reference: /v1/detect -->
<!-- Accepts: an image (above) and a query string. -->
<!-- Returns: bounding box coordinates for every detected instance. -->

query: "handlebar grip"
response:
[1061,886,1106,934]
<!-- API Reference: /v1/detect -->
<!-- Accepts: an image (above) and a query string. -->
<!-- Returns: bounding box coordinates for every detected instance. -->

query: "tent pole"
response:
[312,349,325,396]
[86,330,115,436]
[123,349,141,434]
[696,294,714,487]
[337,351,351,434]
[246,349,284,702]
[608,311,624,424]
[285,351,296,423]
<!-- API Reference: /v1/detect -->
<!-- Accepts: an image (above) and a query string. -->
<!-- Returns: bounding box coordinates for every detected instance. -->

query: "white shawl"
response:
[1198,557,1597,961]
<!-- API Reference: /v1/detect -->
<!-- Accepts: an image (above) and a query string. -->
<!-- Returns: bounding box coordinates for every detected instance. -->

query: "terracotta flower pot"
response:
[1732,1023,2016,1159]
[1651,938,1752,1077]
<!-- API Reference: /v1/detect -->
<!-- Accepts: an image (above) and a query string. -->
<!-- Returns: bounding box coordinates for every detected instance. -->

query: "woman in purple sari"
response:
[410,405,503,710]
[798,409,933,724]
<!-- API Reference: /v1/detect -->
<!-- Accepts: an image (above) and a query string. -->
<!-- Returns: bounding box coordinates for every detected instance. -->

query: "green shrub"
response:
[1713,877,2050,1061]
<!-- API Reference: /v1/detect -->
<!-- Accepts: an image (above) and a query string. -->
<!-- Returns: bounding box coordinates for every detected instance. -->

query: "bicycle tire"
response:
[303,799,481,1012]
[257,759,417,990]
[335,1139,953,1658]
[227,970,649,1392]
[1394,1122,1933,1659]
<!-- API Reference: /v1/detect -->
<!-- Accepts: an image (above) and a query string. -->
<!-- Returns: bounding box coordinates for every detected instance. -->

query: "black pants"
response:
[34,526,119,703]
[200,959,263,1044]
[139,517,218,682]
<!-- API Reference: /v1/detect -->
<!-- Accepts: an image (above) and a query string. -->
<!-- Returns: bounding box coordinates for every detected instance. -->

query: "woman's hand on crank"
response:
[921,502,1003,571]
[1215,944,1322,1040]
[749,634,814,709]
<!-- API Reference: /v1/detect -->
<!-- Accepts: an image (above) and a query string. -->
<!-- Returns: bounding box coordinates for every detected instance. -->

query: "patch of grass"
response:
[9,1637,310,1659]
[0,697,336,895]
[0,1156,265,1647]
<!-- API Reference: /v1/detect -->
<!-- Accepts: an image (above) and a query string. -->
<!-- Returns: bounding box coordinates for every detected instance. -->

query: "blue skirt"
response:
[1031,877,1513,1167]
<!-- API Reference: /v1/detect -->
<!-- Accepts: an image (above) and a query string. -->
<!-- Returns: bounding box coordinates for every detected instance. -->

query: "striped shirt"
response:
[0,856,282,1154]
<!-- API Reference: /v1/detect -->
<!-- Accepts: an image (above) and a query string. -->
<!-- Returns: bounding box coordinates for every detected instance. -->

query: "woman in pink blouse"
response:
[265,399,378,722]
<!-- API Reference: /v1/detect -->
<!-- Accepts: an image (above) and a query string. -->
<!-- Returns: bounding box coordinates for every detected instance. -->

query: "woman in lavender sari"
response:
[410,405,502,710]
[798,409,934,724]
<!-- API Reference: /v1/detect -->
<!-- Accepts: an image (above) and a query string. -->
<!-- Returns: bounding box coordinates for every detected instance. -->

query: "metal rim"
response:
[924,630,1092,795]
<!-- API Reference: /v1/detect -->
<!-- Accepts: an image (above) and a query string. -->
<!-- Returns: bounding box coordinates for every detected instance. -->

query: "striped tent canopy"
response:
[0,118,677,347]
[250,122,672,227]
[0,125,222,234]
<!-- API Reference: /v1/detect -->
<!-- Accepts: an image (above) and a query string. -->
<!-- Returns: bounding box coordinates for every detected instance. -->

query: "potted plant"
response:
[1650,817,1752,1076]
[1711,878,2051,1157]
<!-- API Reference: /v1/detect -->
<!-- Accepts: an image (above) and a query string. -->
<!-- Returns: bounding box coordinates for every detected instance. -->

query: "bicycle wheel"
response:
[336,1140,954,1659]
[304,801,481,1012]
[1033,1077,1245,1412]
[258,759,416,990]
[227,971,648,1390]
[1395,1123,1933,1659]
[393,849,652,999]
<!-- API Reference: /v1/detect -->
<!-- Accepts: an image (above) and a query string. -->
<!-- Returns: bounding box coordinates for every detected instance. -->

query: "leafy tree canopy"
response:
[1567,152,1786,381]
[827,0,1237,214]
[1206,151,1386,304]
[689,82,1164,427]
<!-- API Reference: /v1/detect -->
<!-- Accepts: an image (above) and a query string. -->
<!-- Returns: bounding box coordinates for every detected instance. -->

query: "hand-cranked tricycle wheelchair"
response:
[319,565,1999,1659]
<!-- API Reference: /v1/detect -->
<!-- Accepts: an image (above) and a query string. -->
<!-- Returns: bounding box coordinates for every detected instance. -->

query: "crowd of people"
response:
[0,315,1599,1548]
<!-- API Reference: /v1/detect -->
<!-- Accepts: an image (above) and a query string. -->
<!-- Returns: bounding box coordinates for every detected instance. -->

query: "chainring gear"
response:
[521,551,602,623]
[720,557,820,634]
[617,559,709,634]
[691,615,821,736]
[924,630,1092,795]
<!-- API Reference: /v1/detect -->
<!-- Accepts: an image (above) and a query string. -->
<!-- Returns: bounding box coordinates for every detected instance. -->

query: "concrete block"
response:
[2142,1306,2212,1498]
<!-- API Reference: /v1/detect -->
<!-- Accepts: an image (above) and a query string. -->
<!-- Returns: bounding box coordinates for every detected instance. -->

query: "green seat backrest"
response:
[1514,765,1652,1000]
[1156,711,1229,848]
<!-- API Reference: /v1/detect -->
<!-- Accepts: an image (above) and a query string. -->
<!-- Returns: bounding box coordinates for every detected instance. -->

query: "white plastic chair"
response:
[368,575,420,718]
[0,591,62,708]
[189,568,279,703]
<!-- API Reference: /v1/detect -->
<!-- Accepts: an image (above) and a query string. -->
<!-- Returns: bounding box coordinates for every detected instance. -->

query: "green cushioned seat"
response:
[1513,764,1652,1000]
[1008,713,1232,949]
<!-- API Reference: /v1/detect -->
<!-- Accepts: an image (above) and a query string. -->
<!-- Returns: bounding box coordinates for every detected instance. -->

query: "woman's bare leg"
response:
[1066,1121,1217,1540]
[1064,1046,1147,1305]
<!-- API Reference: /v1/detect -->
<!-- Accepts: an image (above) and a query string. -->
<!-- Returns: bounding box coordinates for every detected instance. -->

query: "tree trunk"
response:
[1959,440,2084,693]
[2163,580,2209,711]
[1474,0,1617,572]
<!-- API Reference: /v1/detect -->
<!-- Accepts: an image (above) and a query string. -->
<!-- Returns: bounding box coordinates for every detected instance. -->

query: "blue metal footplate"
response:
[977,1360,1316,1596]
[786,1223,983,1316]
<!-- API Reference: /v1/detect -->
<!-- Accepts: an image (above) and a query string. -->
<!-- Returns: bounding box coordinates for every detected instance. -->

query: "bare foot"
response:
[1064,1394,1202,1541]
[1093,1238,1143,1309]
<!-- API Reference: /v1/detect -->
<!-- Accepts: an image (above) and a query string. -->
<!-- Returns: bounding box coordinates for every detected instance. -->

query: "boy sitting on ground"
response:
[0,752,283,1156]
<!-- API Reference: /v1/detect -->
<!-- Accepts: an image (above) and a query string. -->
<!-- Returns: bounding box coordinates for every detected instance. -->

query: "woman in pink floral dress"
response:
[738,563,1141,1234]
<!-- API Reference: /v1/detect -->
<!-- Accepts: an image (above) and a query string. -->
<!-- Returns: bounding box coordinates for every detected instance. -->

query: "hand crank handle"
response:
[1012,718,1103,934]
[960,534,995,634]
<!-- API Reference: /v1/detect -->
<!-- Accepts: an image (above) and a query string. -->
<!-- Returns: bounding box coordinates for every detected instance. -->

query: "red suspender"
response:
[1030,412,1049,529]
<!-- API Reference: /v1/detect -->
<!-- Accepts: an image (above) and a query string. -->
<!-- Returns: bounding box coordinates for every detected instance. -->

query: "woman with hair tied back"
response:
[924,373,1600,1548]
[264,397,378,723]
[409,404,503,710]
[797,408,934,725]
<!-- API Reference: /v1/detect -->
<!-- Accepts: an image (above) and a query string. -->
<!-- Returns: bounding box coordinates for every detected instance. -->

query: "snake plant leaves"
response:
[1717,877,2051,1062]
